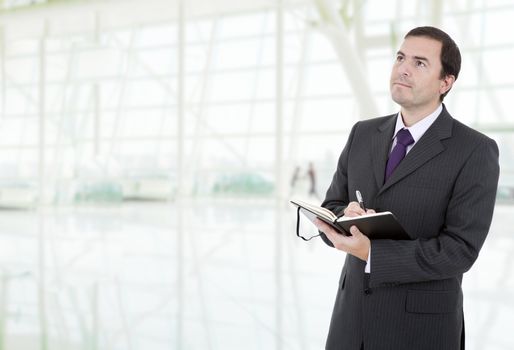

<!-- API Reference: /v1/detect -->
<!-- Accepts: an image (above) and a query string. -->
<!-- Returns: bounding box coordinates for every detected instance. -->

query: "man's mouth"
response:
[393,82,411,88]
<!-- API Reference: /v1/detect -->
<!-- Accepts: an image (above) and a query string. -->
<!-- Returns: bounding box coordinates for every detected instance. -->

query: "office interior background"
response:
[0,0,513,349]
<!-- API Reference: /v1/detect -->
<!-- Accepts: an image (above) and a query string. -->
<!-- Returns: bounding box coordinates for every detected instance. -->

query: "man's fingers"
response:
[344,202,378,217]
[315,219,370,261]
[315,219,334,235]
[314,219,338,241]
[344,202,366,217]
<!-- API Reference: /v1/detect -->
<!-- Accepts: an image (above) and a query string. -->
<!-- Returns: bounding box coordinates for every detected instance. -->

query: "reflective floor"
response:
[0,200,512,349]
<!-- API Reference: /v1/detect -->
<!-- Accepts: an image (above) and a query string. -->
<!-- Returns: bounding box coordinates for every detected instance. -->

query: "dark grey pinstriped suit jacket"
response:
[320,105,499,350]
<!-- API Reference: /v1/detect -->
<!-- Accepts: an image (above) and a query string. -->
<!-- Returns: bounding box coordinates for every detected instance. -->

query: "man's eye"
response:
[396,56,404,62]
[416,61,426,67]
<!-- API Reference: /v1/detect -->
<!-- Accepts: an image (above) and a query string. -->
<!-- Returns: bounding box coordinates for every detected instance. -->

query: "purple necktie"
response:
[385,128,414,181]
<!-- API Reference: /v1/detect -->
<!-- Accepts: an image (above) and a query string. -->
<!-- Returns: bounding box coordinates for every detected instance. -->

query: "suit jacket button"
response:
[364,288,372,295]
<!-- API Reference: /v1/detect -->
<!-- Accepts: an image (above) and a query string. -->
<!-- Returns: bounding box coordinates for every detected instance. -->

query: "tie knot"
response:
[396,128,414,147]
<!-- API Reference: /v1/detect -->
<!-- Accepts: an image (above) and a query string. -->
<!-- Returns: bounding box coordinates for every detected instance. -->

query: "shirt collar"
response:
[393,104,443,143]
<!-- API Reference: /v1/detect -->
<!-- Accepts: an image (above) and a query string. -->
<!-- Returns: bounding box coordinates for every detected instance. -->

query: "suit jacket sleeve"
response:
[369,137,500,287]
[319,123,359,247]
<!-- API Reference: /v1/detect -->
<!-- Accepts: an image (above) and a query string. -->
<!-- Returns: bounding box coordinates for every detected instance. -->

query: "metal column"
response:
[275,0,284,349]
[176,0,185,349]
[37,19,49,350]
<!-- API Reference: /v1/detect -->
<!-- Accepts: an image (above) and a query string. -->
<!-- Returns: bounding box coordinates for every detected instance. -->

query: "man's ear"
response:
[440,74,456,95]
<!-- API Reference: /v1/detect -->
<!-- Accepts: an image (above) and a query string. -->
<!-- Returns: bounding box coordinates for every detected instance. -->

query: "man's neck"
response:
[401,102,441,127]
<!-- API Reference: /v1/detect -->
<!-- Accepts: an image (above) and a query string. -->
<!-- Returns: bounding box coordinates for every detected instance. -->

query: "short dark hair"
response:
[405,26,461,101]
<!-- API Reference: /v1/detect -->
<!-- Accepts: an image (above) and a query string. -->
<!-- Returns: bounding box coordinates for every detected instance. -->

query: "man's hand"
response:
[315,219,371,261]
[316,201,375,261]
[343,201,375,217]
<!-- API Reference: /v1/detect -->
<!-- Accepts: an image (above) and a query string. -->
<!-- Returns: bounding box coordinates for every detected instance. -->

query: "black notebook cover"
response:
[291,199,410,240]
[335,212,410,240]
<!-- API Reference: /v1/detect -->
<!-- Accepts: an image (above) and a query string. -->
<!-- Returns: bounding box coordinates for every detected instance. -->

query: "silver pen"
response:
[356,190,366,211]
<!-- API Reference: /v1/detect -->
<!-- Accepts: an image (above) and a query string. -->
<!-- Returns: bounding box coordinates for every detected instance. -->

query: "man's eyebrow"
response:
[396,51,430,63]
[413,55,429,63]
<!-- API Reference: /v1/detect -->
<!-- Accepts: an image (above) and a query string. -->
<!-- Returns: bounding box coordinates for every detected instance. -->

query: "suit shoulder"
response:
[354,114,396,130]
[451,118,497,147]
[360,114,396,125]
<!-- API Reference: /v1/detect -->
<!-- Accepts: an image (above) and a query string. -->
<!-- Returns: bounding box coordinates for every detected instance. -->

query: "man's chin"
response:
[390,93,410,106]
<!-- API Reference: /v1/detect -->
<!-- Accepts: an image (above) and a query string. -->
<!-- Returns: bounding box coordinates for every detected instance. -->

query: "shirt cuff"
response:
[364,245,371,273]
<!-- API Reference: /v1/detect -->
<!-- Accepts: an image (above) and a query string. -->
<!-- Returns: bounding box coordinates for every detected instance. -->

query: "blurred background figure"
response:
[307,161,320,200]
[290,165,301,193]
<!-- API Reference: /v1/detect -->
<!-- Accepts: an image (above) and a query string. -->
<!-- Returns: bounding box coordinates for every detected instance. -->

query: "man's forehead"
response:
[399,36,442,59]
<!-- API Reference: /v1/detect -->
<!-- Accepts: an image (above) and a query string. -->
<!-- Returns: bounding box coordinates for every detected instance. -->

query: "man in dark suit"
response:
[314,26,499,350]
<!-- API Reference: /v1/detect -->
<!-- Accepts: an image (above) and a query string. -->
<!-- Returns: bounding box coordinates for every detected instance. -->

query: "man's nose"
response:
[397,62,411,77]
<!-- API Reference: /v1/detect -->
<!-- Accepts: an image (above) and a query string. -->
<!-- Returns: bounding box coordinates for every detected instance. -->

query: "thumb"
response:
[350,225,362,237]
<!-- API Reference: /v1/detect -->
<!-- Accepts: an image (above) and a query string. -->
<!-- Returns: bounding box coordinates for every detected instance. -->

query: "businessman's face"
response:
[390,36,454,113]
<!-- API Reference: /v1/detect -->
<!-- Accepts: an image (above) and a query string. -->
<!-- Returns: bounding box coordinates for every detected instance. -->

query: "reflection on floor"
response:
[0,200,512,349]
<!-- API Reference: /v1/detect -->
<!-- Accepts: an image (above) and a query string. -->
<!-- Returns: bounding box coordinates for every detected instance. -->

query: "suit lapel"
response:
[378,107,454,196]
[371,115,396,189]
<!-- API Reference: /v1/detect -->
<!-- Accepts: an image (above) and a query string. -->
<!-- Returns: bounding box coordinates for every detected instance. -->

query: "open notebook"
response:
[290,198,410,240]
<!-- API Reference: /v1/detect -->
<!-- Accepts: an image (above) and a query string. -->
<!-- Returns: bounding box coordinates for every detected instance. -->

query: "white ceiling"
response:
[0,0,311,40]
